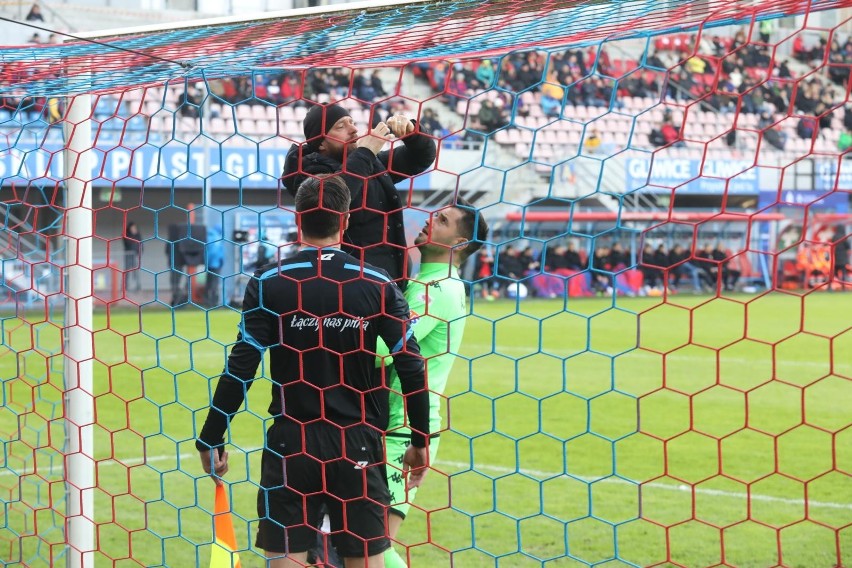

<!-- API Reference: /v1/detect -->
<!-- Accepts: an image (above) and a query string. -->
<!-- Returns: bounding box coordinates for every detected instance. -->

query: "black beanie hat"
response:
[303,103,351,152]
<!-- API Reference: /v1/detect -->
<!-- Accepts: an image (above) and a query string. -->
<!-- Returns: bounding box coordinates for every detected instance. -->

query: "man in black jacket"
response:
[281,103,437,290]
[197,175,429,567]
[832,224,850,283]
[496,245,526,296]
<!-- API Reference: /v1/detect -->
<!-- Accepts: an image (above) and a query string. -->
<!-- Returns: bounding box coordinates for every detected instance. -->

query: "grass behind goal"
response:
[1,292,850,567]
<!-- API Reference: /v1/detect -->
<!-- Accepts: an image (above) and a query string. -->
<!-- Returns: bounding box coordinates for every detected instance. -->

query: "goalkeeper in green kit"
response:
[378,198,489,567]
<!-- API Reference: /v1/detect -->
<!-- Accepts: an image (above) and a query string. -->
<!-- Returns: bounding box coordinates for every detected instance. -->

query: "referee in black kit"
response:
[196,175,429,568]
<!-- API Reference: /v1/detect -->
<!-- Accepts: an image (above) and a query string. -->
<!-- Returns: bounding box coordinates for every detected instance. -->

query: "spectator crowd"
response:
[468,224,849,300]
[472,239,753,300]
[10,19,852,157]
[407,24,852,153]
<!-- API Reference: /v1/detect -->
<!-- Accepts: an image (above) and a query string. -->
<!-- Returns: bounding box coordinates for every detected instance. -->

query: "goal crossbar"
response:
[3,0,850,98]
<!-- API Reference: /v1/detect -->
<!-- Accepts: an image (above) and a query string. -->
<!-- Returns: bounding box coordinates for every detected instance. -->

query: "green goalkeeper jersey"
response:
[379,263,468,437]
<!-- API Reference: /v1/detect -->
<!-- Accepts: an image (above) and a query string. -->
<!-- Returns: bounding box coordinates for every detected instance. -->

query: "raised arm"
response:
[379,115,437,184]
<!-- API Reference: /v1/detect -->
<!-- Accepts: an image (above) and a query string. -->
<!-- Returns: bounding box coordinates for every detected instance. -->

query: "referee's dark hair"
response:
[453,196,488,263]
[295,175,351,239]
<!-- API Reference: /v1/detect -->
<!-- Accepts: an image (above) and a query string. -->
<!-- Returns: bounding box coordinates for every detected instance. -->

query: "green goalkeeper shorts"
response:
[385,435,441,519]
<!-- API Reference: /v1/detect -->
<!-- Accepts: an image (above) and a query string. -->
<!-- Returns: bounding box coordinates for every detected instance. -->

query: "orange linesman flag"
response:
[210,484,242,568]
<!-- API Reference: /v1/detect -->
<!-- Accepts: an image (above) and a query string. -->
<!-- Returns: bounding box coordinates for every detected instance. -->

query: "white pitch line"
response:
[439,461,852,511]
[459,344,843,371]
[2,450,849,511]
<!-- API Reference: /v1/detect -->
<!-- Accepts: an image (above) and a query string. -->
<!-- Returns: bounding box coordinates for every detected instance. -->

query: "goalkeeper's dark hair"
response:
[453,196,488,263]
[294,175,351,239]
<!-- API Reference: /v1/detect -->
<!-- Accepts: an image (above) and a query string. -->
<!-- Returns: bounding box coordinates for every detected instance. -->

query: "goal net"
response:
[0,0,850,566]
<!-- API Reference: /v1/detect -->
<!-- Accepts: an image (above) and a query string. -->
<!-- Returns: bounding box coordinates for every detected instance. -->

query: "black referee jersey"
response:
[196,246,430,450]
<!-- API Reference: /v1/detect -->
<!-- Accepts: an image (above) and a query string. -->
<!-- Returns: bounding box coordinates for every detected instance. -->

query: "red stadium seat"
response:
[567,272,589,297]
[628,269,644,289]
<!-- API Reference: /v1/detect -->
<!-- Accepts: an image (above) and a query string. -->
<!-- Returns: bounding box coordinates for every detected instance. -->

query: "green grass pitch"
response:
[0,291,850,567]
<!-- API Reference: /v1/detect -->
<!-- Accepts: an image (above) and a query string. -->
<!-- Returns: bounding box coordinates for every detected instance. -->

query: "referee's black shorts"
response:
[255,420,391,558]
